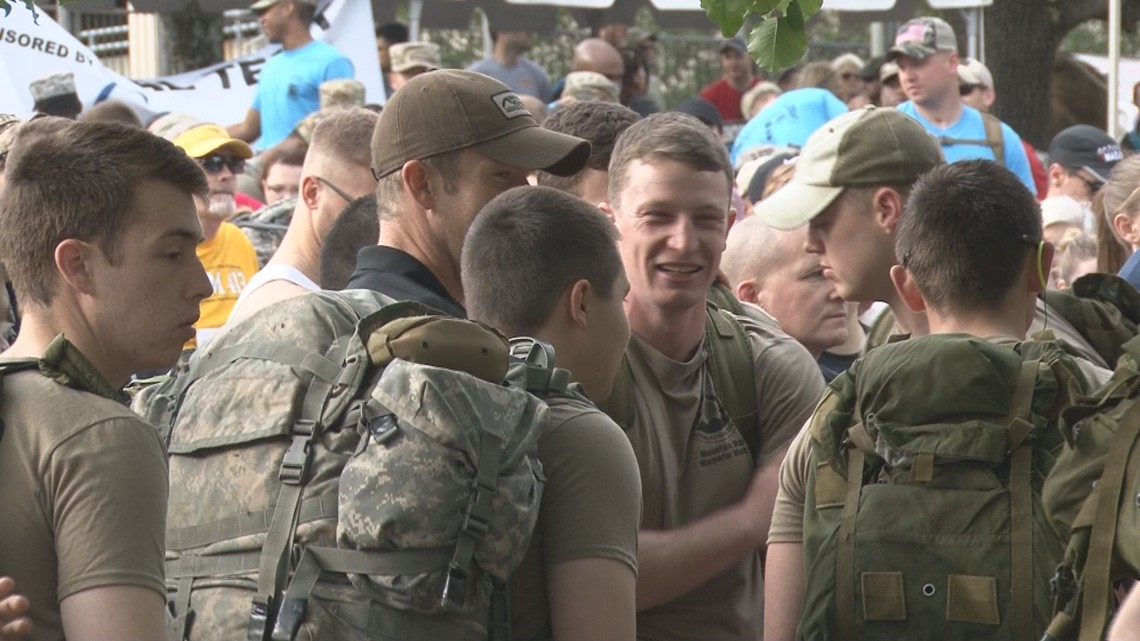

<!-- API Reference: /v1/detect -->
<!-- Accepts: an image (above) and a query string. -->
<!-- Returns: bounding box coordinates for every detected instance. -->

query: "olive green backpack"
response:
[1041,335,1140,641]
[799,335,1086,641]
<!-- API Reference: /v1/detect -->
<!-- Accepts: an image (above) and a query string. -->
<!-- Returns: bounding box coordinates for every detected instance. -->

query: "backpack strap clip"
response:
[279,419,317,485]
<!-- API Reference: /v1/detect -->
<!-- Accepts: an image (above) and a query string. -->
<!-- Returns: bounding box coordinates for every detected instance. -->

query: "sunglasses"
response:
[959,83,982,96]
[199,154,246,175]
[840,72,859,81]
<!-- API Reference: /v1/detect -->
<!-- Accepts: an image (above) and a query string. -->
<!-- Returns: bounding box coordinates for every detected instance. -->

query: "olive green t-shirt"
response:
[511,393,642,641]
[625,316,824,641]
[0,344,167,641]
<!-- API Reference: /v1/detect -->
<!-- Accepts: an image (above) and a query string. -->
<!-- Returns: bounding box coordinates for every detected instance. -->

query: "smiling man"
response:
[0,118,212,641]
[600,112,823,641]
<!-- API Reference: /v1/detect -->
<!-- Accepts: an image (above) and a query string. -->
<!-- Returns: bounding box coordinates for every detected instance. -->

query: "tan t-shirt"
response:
[0,368,168,641]
[625,317,825,641]
[511,393,642,641]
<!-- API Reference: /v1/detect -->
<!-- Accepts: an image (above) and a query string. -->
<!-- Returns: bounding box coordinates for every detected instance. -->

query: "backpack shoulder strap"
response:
[704,303,760,461]
[981,112,1005,166]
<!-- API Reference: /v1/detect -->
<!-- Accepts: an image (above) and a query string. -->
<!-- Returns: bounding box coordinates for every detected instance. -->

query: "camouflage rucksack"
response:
[1040,272,1140,368]
[136,291,558,641]
[1041,335,1140,641]
[799,335,1086,641]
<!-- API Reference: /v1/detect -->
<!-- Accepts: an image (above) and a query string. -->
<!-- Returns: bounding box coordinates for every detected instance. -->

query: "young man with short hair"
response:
[700,38,759,147]
[228,108,378,323]
[600,112,823,641]
[0,118,213,640]
[462,185,640,640]
[537,100,641,205]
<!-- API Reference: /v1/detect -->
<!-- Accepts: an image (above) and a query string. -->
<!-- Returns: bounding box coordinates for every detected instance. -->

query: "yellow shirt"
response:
[190,221,259,349]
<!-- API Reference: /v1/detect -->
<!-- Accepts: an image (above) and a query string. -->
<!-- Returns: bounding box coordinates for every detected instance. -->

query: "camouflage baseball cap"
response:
[562,71,619,103]
[755,107,944,230]
[390,42,441,74]
[29,72,77,102]
[371,70,590,179]
[886,17,957,62]
[320,79,366,111]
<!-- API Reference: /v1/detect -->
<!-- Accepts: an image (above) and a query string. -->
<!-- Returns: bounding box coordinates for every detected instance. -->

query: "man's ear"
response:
[874,187,904,234]
[734,278,760,306]
[1114,211,1140,247]
[402,160,434,212]
[567,278,592,329]
[1047,163,1067,188]
[598,201,616,223]
[300,174,320,212]
[54,239,98,296]
[889,264,926,313]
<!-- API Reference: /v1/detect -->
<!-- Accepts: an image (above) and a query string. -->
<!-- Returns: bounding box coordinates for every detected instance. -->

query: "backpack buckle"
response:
[280,421,317,485]
[247,597,272,641]
[440,564,470,607]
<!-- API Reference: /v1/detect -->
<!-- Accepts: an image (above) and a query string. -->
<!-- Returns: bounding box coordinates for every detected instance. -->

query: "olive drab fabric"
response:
[1041,335,1140,641]
[1040,273,1140,368]
[799,335,1085,641]
[598,302,760,461]
[135,291,557,641]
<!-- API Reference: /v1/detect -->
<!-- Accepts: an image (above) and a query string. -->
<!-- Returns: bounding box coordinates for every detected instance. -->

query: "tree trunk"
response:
[985,0,1055,148]
[160,0,224,74]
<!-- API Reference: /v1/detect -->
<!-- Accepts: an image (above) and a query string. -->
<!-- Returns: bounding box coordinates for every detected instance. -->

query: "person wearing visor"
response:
[172,123,260,349]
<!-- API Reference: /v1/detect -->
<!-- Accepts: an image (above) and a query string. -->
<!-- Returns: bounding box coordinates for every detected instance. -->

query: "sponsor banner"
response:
[0,0,382,128]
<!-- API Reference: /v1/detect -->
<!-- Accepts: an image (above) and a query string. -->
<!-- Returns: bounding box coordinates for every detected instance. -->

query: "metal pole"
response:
[962,8,978,60]
[409,0,423,42]
[869,21,886,57]
[1109,0,1122,139]
[977,6,985,64]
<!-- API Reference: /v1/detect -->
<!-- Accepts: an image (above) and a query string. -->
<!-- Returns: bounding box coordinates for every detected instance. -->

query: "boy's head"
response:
[462,185,630,399]
[893,159,1048,323]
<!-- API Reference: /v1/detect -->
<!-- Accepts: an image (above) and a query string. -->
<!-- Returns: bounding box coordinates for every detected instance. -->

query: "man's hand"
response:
[0,577,32,640]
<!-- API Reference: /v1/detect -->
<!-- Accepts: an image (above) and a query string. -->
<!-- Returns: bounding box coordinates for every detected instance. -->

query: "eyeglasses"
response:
[1068,170,1103,194]
[959,83,981,96]
[199,154,246,175]
[315,175,355,202]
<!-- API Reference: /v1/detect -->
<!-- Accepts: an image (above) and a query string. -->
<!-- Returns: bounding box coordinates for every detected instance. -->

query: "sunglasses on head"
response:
[199,154,246,175]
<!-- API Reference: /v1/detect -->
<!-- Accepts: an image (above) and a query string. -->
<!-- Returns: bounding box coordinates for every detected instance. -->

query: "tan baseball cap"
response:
[390,42,441,74]
[250,0,315,12]
[957,57,993,89]
[755,107,944,230]
[371,70,590,178]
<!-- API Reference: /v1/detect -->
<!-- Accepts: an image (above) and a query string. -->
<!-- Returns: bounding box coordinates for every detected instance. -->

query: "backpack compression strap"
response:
[937,112,1005,165]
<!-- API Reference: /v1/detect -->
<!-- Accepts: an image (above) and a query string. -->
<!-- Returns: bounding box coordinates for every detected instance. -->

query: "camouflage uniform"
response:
[0,116,22,350]
[233,196,294,267]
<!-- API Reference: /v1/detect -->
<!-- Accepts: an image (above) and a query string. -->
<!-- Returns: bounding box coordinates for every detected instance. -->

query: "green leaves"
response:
[748,0,807,70]
[701,0,752,38]
[703,0,819,71]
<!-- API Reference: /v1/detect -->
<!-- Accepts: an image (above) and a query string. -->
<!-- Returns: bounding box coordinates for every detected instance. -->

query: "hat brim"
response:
[885,44,936,62]
[249,0,277,12]
[754,180,844,231]
[183,137,254,160]
[476,126,591,177]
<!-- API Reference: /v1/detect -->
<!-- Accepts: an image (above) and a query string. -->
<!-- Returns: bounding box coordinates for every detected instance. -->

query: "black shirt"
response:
[346,245,466,318]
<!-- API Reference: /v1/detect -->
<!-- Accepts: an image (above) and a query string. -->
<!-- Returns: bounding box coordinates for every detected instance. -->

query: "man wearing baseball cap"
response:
[227,0,354,151]
[346,69,590,316]
[388,41,441,92]
[700,37,759,146]
[1046,124,1123,203]
[171,122,260,348]
[886,17,1037,194]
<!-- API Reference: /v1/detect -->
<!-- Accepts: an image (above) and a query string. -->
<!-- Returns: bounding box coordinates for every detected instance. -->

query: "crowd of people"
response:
[4,2,1140,640]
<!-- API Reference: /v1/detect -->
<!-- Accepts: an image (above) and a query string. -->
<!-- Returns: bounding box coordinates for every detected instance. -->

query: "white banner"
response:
[0,0,383,128]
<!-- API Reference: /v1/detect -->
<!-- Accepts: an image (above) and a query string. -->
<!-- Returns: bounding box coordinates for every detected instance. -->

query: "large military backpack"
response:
[597,301,759,460]
[136,291,562,641]
[799,335,1086,641]
[1040,273,1140,369]
[1041,335,1140,641]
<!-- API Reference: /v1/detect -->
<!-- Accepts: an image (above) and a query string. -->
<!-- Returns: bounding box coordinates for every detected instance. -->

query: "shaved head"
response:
[721,214,792,289]
[573,38,624,89]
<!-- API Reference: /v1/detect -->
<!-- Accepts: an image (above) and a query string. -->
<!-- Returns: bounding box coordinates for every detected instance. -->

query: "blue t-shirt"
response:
[896,101,1035,192]
[253,40,354,150]
[1118,251,1140,291]
[730,88,847,166]
[467,57,552,103]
